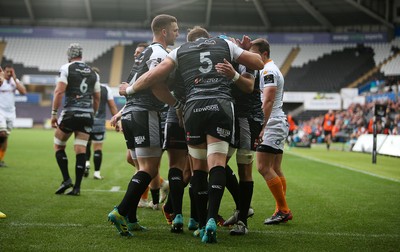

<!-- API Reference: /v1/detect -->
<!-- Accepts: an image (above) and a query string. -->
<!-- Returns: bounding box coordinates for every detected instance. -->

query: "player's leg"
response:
[54,128,73,194]
[92,140,103,179]
[84,137,92,177]
[67,130,90,195]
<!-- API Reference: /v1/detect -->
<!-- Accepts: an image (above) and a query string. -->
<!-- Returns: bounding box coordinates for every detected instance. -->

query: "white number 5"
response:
[199,52,212,73]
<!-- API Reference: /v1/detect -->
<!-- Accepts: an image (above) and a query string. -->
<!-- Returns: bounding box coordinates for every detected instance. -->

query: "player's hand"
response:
[215,59,235,79]
[236,35,252,50]
[257,128,265,145]
[51,116,58,128]
[119,82,130,96]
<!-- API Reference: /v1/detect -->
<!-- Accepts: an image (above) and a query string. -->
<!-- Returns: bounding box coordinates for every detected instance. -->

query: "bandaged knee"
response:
[236,149,254,164]
[188,147,207,160]
[207,141,229,156]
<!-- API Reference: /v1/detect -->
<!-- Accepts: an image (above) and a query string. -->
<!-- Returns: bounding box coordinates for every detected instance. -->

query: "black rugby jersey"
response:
[92,84,113,132]
[232,67,264,121]
[58,61,99,112]
[168,38,244,103]
[124,42,168,112]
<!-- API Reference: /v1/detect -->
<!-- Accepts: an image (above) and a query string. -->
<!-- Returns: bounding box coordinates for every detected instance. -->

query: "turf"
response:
[0,129,399,251]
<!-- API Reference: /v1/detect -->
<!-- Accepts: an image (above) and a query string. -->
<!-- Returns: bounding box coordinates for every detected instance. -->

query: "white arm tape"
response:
[126,84,135,95]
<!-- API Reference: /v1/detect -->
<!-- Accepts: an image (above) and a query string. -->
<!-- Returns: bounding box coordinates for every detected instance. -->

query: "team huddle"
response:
[51,14,292,244]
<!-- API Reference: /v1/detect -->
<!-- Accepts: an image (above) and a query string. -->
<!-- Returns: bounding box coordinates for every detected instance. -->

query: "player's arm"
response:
[51,81,67,128]
[259,85,276,140]
[11,68,27,95]
[236,50,264,71]
[105,86,119,116]
[92,77,101,114]
[215,59,254,94]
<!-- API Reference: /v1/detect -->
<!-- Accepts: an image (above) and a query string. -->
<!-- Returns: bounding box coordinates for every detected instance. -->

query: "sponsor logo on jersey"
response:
[135,136,146,144]
[76,68,92,74]
[217,127,230,138]
[264,74,274,84]
[193,104,219,113]
[189,39,217,48]
[194,77,222,85]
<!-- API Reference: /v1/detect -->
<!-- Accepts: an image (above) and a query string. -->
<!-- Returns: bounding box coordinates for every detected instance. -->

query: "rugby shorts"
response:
[121,110,162,149]
[163,121,187,150]
[184,98,234,146]
[257,116,288,152]
[58,110,93,134]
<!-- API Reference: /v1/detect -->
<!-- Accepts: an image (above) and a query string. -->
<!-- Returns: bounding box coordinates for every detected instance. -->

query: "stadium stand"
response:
[285,44,376,92]
[2,38,120,72]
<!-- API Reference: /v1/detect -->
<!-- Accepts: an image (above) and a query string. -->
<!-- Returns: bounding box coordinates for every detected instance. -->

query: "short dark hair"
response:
[151,14,177,34]
[136,42,149,49]
[251,38,270,57]
[187,26,210,42]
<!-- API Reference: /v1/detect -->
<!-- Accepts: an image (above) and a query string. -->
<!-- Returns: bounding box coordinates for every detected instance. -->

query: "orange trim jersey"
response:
[323,113,335,131]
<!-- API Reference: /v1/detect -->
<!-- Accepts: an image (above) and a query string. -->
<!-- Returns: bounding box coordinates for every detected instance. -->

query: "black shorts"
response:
[324,130,332,137]
[58,110,93,134]
[256,144,283,154]
[121,110,162,149]
[89,132,105,142]
[233,117,263,151]
[184,98,234,146]
[163,122,187,150]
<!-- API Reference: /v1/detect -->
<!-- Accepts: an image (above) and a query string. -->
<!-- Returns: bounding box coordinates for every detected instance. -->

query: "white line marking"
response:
[286,152,400,183]
[80,189,124,193]
[110,186,121,192]
[8,222,399,238]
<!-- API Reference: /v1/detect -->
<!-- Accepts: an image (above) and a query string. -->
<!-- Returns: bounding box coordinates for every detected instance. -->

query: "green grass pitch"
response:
[0,129,399,251]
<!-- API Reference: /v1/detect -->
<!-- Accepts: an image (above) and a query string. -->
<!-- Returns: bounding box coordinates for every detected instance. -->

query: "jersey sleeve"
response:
[57,63,69,84]
[105,85,114,100]
[167,48,179,66]
[260,67,278,89]
[146,47,168,70]
[94,74,101,92]
[226,40,244,62]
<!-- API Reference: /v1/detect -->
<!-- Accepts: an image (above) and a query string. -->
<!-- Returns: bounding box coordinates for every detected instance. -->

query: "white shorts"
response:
[260,117,289,151]
[0,112,15,135]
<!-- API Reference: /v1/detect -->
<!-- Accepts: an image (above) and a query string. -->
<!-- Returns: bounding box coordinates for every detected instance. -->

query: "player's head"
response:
[3,65,14,80]
[134,43,148,58]
[67,43,83,62]
[151,14,179,46]
[250,38,270,62]
[187,26,210,42]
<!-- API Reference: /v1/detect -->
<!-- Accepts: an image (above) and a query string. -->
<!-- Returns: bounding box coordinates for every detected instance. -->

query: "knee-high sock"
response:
[118,171,152,222]
[239,181,253,226]
[168,168,184,215]
[56,150,69,181]
[267,176,289,213]
[225,165,240,210]
[191,170,208,228]
[150,188,160,205]
[74,153,86,189]
[85,141,91,161]
[275,176,287,211]
[207,166,226,221]
[93,150,102,171]
[188,180,198,221]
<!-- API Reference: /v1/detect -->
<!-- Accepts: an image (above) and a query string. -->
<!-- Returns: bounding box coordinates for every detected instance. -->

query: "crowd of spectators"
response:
[290,100,400,147]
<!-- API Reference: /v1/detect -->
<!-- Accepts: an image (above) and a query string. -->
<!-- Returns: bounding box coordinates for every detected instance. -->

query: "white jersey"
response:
[0,78,19,116]
[259,59,285,118]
